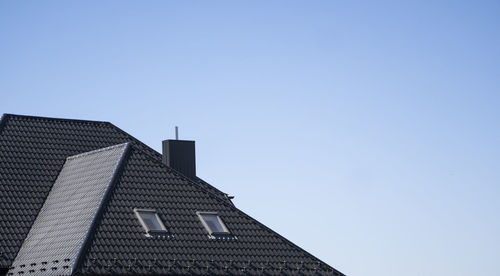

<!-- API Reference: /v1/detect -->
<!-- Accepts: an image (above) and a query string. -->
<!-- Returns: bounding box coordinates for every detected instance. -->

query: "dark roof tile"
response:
[76,146,342,275]
[0,114,229,269]
[8,144,129,276]
[1,114,343,275]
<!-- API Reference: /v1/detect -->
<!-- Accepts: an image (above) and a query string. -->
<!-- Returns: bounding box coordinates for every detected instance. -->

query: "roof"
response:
[8,144,129,276]
[0,114,229,269]
[0,114,344,276]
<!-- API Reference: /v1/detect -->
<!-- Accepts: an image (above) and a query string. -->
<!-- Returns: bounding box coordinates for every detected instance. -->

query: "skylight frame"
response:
[196,211,231,236]
[133,208,168,234]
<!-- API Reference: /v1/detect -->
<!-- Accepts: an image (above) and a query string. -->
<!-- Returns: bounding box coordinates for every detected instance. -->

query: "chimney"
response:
[162,139,196,179]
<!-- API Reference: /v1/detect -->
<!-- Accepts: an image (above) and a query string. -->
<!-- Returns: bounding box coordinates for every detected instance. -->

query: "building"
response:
[0,114,343,276]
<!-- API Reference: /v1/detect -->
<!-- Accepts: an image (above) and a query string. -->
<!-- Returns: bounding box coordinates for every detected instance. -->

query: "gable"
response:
[8,144,129,276]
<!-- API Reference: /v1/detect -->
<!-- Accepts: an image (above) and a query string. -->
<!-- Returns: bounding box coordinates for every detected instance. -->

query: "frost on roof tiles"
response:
[8,143,129,276]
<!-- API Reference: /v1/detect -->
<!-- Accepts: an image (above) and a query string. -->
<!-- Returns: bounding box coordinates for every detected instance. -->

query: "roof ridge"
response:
[2,113,111,125]
[2,113,162,158]
[128,144,342,275]
[67,143,130,160]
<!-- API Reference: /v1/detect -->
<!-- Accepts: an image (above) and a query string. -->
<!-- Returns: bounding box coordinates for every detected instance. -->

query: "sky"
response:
[1,1,499,275]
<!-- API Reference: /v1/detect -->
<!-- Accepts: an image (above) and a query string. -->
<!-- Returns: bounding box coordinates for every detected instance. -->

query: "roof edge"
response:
[230,203,344,275]
[70,143,132,275]
[0,113,10,136]
[107,122,162,159]
[195,176,235,206]
[2,113,111,125]
[128,145,343,275]
[128,144,233,205]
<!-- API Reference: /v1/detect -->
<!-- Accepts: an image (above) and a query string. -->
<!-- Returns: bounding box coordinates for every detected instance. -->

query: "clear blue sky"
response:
[1,1,499,275]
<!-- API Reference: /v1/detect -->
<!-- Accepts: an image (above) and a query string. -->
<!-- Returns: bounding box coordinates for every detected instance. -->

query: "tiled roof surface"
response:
[8,144,129,276]
[0,114,228,269]
[77,146,343,275]
[0,114,343,275]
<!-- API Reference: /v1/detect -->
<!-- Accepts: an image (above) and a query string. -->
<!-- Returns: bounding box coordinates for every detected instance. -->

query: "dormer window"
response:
[196,211,231,235]
[134,208,168,235]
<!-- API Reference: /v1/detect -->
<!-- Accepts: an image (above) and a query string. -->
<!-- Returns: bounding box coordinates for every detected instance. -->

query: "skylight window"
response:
[133,208,168,234]
[196,211,230,235]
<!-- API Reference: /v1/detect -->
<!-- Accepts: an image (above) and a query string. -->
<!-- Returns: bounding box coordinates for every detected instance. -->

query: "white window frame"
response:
[133,208,168,234]
[196,211,231,235]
